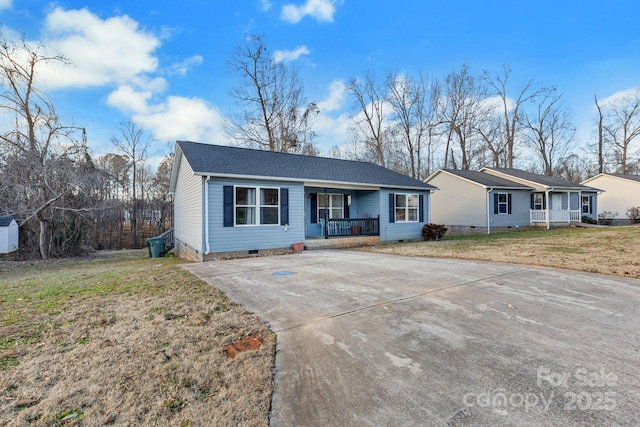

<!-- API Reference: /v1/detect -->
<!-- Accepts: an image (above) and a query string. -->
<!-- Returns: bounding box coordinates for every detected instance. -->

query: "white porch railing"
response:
[530,210,581,223]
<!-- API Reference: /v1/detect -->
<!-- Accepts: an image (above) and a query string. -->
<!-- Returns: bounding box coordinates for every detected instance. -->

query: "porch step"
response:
[305,236,380,250]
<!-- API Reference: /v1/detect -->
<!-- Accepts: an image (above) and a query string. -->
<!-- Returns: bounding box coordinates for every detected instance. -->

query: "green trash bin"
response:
[147,237,166,258]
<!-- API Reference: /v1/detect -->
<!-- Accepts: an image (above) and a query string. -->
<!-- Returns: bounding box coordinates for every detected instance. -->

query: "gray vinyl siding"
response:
[489,190,531,227]
[379,188,431,242]
[174,157,203,253]
[207,178,304,253]
[429,173,487,227]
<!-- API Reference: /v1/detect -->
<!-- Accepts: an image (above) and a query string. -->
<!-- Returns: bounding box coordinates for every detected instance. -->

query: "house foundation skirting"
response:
[446,225,530,235]
[203,247,294,261]
[175,238,204,262]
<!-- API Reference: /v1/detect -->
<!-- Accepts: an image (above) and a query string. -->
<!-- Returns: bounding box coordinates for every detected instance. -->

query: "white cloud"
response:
[106,85,153,114]
[273,45,310,63]
[281,0,338,23]
[600,87,640,107]
[36,7,160,89]
[317,79,347,112]
[168,55,203,76]
[0,0,12,10]
[260,0,272,11]
[133,96,227,144]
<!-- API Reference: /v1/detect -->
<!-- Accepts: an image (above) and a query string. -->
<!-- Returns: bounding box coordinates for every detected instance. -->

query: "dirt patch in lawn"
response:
[0,251,275,426]
[364,226,640,279]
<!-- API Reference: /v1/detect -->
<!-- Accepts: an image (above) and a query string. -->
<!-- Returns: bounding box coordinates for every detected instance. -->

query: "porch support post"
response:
[545,190,550,230]
[324,188,329,239]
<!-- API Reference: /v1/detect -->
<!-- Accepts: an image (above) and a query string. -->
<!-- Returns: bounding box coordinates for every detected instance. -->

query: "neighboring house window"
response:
[235,187,279,225]
[395,193,419,222]
[582,195,592,214]
[493,193,512,214]
[533,193,544,210]
[318,193,344,219]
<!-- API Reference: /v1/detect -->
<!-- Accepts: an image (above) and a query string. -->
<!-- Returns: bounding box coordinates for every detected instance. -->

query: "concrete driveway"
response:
[184,250,640,426]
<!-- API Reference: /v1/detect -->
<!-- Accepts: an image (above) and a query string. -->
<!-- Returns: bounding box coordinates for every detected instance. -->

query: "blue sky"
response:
[1,0,639,164]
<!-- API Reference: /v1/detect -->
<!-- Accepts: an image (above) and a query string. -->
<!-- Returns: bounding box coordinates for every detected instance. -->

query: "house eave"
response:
[192,172,435,192]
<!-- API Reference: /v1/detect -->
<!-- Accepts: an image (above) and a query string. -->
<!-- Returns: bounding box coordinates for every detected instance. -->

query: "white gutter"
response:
[204,176,211,255]
[487,188,493,234]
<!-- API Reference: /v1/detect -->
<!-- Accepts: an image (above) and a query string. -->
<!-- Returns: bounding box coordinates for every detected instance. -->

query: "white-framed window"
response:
[497,193,509,214]
[582,195,592,214]
[318,193,344,219]
[395,193,419,222]
[235,186,279,225]
[533,193,544,210]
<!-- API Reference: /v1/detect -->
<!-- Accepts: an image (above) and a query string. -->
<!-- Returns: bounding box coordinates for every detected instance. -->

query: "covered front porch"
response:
[304,187,381,239]
[529,190,586,226]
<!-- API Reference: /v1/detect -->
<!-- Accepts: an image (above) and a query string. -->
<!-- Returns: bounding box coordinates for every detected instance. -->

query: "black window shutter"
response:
[543,194,547,209]
[493,193,499,214]
[223,186,234,227]
[419,194,424,222]
[388,193,395,223]
[530,194,535,210]
[280,188,289,225]
[343,194,350,218]
[589,196,593,214]
[310,194,317,223]
[507,194,512,214]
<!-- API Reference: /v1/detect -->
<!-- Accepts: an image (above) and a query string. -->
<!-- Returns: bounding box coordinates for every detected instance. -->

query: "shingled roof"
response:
[0,216,15,227]
[483,168,600,191]
[609,173,640,183]
[439,169,533,189]
[175,141,436,190]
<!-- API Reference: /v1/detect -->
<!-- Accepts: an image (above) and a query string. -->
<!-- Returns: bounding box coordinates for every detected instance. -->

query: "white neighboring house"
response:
[0,216,18,254]
[582,173,640,222]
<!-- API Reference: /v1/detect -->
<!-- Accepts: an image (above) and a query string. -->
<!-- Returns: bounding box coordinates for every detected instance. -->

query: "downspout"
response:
[487,188,493,234]
[545,189,551,230]
[204,176,211,255]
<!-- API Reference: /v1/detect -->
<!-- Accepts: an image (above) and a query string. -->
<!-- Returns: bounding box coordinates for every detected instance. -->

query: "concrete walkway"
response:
[184,251,640,426]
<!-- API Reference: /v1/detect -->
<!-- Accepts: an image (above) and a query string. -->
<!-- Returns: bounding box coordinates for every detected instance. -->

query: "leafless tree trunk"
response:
[112,120,153,249]
[483,66,549,168]
[385,71,438,179]
[594,95,605,174]
[603,93,640,174]
[227,34,318,154]
[0,33,87,259]
[346,71,390,167]
[438,64,491,170]
[523,93,575,175]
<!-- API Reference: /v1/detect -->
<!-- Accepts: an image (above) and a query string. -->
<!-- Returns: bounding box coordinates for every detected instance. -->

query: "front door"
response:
[551,193,562,210]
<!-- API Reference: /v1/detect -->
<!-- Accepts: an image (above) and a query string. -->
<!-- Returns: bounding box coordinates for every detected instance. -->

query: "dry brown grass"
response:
[0,251,275,426]
[364,225,640,278]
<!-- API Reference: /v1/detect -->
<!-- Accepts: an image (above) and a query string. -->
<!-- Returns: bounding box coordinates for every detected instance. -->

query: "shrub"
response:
[626,206,640,223]
[422,223,448,241]
[598,210,618,225]
[581,216,597,224]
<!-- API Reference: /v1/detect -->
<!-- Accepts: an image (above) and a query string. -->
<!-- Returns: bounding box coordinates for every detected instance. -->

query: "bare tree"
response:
[603,93,640,174]
[112,120,153,249]
[522,92,575,175]
[227,34,318,154]
[0,33,88,259]
[594,95,605,173]
[483,66,549,168]
[385,71,438,179]
[438,64,492,170]
[346,71,391,167]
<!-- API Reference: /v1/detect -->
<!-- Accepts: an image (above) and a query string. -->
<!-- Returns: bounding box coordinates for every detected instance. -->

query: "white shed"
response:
[0,216,18,254]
